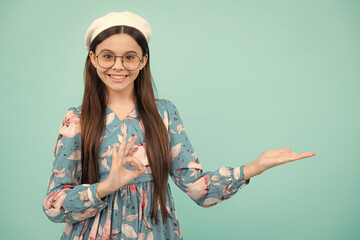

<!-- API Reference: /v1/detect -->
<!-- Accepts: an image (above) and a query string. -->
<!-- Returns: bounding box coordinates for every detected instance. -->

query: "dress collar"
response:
[105,105,138,122]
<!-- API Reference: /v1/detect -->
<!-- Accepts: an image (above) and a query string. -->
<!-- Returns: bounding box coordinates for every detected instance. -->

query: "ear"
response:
[140,54,148,70]
[89,51,97,69]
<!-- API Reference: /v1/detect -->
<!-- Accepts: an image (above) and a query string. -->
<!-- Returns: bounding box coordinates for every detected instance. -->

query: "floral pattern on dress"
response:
[43,98,250,239]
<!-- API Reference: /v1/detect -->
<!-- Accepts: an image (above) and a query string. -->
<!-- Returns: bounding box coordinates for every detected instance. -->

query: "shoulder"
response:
[155,98,178,112]
[64,105,82,118]
[58,105,81,138]
[155,98,184,124]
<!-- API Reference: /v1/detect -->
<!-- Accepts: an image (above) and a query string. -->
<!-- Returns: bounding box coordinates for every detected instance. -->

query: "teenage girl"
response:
[43,11,316,240]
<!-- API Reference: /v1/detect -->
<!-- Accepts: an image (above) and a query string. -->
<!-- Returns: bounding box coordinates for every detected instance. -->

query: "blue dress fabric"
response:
[43,98,250,240]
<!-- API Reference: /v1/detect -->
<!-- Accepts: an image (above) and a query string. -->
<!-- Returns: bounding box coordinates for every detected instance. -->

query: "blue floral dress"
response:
[43,98,250,240]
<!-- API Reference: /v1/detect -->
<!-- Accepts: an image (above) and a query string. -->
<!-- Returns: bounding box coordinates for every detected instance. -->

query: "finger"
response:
[129,162,137,167]
[293,152,315,157]
[119,134,127,156]
[112,143,118,163]
[286,152,315,162]
[138,165,146,174]
[125,156,144,170]
[298,152,316,158]
[124,135,138,155]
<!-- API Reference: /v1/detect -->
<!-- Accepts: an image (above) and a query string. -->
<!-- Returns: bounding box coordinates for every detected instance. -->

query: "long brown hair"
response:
[80,25,170,223]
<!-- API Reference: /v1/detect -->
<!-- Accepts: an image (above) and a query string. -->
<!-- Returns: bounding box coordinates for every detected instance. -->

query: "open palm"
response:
[256,148,316,172]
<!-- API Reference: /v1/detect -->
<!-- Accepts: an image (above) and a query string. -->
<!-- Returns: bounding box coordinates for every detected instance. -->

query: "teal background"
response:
[1,0,359,239]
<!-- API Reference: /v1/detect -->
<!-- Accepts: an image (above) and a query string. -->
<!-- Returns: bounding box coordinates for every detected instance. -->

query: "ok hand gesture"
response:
[97,135,146,198]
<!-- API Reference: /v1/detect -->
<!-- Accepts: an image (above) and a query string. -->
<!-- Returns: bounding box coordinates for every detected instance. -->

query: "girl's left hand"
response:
[243,148,316,180]
[256,148,316,172]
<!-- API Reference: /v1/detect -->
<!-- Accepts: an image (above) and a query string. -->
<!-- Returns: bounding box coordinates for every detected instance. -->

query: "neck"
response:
[107,85,136,109]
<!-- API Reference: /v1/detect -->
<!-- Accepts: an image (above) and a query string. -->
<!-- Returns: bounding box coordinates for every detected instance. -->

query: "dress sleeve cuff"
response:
[240,165,250,184]
[89,183,106,206]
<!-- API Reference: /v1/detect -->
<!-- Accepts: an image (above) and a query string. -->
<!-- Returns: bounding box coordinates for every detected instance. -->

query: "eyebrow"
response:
[99,49,139,55]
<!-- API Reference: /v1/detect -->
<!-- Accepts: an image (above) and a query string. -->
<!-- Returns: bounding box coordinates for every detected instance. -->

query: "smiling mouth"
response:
[108,74,128,79]
[107,74,129,82]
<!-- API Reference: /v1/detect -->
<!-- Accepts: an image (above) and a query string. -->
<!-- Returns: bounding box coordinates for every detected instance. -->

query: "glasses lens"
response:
[122,54,141,71]
[97,52,115,68]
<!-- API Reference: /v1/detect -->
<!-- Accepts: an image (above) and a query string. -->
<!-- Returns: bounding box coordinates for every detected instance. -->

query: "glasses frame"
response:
[95,52,142,71]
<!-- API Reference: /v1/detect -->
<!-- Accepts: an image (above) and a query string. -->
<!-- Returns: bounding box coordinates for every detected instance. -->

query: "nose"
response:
[112,56,125,70]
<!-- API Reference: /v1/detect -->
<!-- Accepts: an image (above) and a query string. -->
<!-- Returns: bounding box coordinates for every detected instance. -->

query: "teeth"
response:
[110,75,126,79]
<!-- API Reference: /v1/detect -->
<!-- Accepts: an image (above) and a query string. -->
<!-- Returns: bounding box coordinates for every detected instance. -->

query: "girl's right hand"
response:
[97,135,146,198]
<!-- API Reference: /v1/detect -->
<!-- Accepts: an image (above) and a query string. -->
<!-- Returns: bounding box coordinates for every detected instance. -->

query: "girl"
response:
[43,11,316,240]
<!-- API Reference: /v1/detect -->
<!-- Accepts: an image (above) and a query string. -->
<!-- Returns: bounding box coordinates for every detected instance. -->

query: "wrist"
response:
[255,159,266,174]
[97,179,114,199]
[243,160,264,180]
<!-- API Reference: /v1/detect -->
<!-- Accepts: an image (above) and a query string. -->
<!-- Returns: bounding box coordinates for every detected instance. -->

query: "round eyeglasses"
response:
[95,52,142,71]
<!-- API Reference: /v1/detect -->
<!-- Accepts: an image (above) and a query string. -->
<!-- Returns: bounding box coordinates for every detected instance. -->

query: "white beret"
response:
[84,11,152,51]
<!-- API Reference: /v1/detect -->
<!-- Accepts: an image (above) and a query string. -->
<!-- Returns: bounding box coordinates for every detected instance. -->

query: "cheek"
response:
[96,69,109,83]
[130,71,141,79]
[96,68,107,77]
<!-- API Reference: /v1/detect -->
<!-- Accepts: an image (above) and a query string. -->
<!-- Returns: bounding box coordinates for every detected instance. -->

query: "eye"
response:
[99,52,114,60]
[124,55,136,60]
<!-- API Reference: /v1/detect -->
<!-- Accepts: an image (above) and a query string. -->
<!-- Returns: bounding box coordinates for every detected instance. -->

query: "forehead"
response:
[96,33,142,55]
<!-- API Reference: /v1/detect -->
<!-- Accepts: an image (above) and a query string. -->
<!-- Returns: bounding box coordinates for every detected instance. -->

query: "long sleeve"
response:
[164,99,250,208]
[43,107,108,223]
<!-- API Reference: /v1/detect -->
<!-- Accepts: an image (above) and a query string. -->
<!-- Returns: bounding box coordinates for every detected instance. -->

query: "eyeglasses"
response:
[95,52,142,71]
